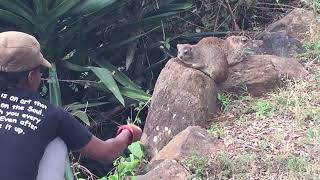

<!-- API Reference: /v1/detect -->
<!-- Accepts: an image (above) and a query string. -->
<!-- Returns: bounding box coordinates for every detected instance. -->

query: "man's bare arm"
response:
[78,129,132,163]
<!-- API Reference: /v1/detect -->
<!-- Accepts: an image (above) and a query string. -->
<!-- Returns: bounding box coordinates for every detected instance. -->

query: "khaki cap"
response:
[0,31,51,72]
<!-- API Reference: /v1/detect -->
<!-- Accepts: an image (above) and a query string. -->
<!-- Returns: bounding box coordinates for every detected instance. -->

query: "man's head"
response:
[0,31,51,91]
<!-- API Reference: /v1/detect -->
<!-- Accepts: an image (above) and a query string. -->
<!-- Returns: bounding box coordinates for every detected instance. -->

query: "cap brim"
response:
[41,57,52,68]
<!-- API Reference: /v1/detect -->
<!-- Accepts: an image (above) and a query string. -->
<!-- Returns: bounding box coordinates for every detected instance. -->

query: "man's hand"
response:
[79,124,143,163]
[117,124,142,144]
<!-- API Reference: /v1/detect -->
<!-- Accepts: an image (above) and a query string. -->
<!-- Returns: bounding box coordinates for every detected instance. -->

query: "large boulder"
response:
[141,59,218,157]
[222,55,308,96]
[151,126,225,162]
[260,8,320,42]
[256,31,306,58]
[136,159,190,180]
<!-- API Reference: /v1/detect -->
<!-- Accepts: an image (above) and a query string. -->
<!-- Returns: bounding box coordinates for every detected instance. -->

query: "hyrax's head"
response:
[226,36,249,49]
[226,36,254,55]
[177,44,193,61]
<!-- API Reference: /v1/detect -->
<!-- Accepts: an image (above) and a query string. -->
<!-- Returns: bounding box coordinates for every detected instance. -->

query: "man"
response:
[0,31,142,179]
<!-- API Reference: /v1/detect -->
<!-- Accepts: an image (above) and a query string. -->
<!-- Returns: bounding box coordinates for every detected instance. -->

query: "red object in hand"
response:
[117,124,142,145]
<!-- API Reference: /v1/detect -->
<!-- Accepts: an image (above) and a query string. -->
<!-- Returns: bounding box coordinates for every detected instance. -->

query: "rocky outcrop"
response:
[136,159,190,180]
[138,8,313,180]
[222,55,308,96]
[256,31,306,58]
[252,8,320,58]
[139,126,225,180]
[260,8,320,42]
[221,8,314,95]
[141,59,218,157]
[151,126,225,162]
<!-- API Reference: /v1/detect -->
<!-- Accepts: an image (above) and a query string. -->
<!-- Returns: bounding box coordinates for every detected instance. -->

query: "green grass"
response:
[203,66,320,179]
[208,122,225,138]
[182,154,209,179]
[212,152,255,180]
[217,93,233,111]
[254,100,273,118]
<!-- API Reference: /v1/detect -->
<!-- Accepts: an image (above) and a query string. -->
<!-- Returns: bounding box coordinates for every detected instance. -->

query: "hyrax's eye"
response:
[241,37,248,43]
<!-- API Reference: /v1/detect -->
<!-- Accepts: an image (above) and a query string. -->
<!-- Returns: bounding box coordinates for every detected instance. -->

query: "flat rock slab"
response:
[141,59,218,157]
[261,8,320,42]
[136,159,190,180]
[257,31,306,58]
[222,55,308,96]
[151,126,225,162]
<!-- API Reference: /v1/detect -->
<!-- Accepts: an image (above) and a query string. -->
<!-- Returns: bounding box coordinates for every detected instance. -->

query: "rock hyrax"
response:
[224,36,251,65]
[177,37,228,83]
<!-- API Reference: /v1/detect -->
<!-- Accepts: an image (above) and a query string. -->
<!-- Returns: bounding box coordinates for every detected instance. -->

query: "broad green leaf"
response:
[107,175,118,180]
[70,0,118,15]
[90,67,125,106]
[64,102,109,112]
[33,0,48,15]
[51,0,65,9]
[48,64,74,180]
[73,80,151,103]
[122,160,139,172]
[116,11,181,32]
[48,65,73,180]
[146,3,192,16]
[0,26,14,32]
[94,60,141,90]
[0,9,34,32]
[73,111,90,126]
[61,61,90,72]
[128,142,144,159]
[158,0,177,6]
[118,87,151,102]
[96,33,145,53]
[75,0,126,34]
[62,62,150,102]
[48,63,62,106]
[65,157,74,180]
[94,27,161,56]
[0,1,34,22]
[48,0,80,23]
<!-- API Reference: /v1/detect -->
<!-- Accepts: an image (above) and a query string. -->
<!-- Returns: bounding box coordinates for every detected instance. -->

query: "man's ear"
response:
[27,70,37,85]
[27,70,34,82]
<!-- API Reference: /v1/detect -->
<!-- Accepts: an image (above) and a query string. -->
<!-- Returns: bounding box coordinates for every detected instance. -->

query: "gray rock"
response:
[222,55,308,96]
[151,126,225,162]
[136,159,190,180]
[259,8,320,42]
[141,58,218,157]
[258,31,306,58]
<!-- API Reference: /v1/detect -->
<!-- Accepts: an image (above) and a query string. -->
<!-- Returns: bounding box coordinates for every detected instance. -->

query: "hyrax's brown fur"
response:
[176,36,250,83]
[223,36,250,65]
[177,37,228,83]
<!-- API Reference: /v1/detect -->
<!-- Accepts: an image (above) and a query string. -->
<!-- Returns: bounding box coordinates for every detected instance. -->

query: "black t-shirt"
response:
[0,88,92,180]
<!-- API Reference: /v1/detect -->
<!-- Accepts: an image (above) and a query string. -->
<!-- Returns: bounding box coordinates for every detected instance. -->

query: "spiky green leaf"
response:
[94,60,141,90]
[33,0,48,15]
[90,67,125,106]
[73,111,90,126]
[48,63,62,106]
[0,1,34,22]
[64,102,109,112]
[70,0,119,15]
[48,0,80,23]
[0,9,34,32]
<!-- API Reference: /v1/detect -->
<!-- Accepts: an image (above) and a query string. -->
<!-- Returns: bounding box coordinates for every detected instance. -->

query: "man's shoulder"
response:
[33,97,69,117]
